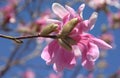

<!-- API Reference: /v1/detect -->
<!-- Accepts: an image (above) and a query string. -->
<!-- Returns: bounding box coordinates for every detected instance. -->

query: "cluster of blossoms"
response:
[18,10,52,35]
[40,3,112,72]
[0,0,20,31]
[22,69,35,78]
[48,72,62,78]
[107,11,120,29]
[85,0,120,10]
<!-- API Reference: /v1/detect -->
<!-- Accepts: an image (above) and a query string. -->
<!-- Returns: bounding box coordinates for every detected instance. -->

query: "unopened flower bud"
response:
[60,18,78,36]
[58,38,72,51]
[64,36,77,45]
[40,23,58,36]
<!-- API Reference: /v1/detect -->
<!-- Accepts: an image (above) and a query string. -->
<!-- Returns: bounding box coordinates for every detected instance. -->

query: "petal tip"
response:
[79,3,85,11]
[52,3,60,7]
[81,3,85,8]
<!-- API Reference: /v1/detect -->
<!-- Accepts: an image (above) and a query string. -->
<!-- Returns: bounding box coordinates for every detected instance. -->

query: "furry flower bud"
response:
[64,36,77,45]
[58,38,72,51]
[40,23,58,36]
[60,18,78,36]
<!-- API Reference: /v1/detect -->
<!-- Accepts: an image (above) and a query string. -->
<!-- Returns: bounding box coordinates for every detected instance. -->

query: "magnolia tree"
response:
[0,0,120,78]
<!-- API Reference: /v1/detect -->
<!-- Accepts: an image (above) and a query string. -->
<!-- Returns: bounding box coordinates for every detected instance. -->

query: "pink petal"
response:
[53,63,64,72]
[88,12,98,30]
[78,20,90,32]
[78,4,85,19]
[92,37,112,49]
[53,48,76,71]
[62,14,70,24]
[46,19,61,24]
[65,5,77,17]
[41,40,58,64]
[87,42,99,61]
[82,60,94,70]
[72,45,81,57]
[52,3,69,19]
[41,40,76,72]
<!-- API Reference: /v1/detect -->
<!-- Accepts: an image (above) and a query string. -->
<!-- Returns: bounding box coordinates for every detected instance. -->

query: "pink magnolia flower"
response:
[100,32,114,45]
[86,0,106,10]
[86,0,120,10]
[48,72,62,78]
[41,3,112,72]
[76,72,93,78]
[22,69,35,78]
[35,10,52,26]
[8,0,20,6]
[77,33,112,70]
[87,72,94,78]
[107,11,120,29]
[0,3,16,24]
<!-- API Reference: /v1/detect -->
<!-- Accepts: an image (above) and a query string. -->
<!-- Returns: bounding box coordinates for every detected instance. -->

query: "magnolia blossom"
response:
[86,0,106,10]
[35,10,52,26]
[107,11,120,29]
[76,72,94,78]
[17,10,54,51]
[41,3,112,72]
[100,32,114,45]
[23,69,35,78]
[8,0,20,6]
[1,3,16,23]
[0,3,16,31]
[48,72,62,78]
[86,0,120,10]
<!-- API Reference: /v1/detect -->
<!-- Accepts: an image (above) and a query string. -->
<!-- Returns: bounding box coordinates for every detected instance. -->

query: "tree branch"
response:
[0,34,58,44]
[0,45,20,77]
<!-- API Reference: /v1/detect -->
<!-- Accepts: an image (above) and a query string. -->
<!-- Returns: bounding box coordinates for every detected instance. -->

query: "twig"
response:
[15,34,57,39]
[0,34,23,44]
[0,34,58,44]
[0,45,20,77]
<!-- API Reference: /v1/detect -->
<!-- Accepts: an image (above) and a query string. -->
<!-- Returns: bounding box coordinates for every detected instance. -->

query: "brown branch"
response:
[0,34,23,44]
[0,45,21,77]
[0,34,58,44]
[15,34,57,39]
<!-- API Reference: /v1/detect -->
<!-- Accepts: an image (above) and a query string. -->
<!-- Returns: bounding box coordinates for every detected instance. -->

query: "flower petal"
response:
[65,5,77,17]
[87,42,99,61]
[78,4,85,19]
[53,47,76,72]
[41,40,58,64]
[72,45,81,57]
[52,3,69,19]
[88,12,98,30]
[46,19,61,25]
[92,37,112,49]
[82,60,94,71]
[53,63,64,72]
